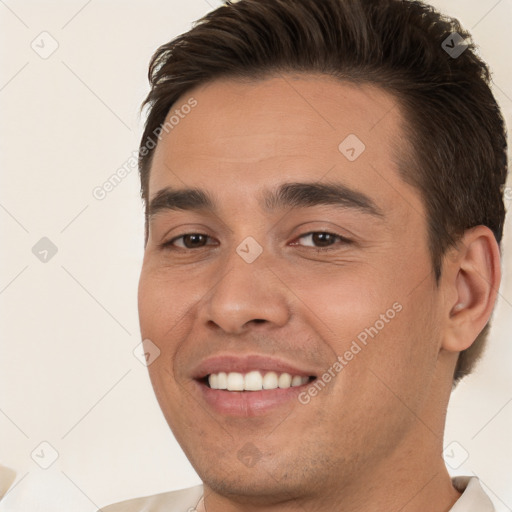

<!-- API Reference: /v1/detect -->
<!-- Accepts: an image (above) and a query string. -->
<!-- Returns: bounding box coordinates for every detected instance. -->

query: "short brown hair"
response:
[138,0,508,385]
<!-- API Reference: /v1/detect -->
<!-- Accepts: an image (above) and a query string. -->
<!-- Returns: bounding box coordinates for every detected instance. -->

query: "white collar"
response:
[449,476,495,511]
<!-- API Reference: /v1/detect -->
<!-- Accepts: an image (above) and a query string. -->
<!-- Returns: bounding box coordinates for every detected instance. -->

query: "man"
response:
[101,0,507,510]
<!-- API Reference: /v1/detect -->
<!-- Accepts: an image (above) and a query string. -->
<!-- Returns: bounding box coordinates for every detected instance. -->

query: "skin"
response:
[138,74,501,512]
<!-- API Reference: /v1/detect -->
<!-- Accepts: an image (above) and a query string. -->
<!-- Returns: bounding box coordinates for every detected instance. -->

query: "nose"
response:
[201,249,291,334]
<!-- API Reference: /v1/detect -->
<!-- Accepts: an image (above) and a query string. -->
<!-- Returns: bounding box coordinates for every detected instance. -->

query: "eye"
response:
[292,231,351,249]
[163,233,216,250]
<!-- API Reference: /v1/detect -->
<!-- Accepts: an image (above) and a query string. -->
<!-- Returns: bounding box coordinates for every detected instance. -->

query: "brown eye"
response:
[295,232,350,248]
[181,234,208,248]
[164,233,213,249]
[311,233,337,247]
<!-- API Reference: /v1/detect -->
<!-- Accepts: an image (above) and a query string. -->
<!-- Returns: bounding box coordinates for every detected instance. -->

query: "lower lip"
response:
[194,380,314,417]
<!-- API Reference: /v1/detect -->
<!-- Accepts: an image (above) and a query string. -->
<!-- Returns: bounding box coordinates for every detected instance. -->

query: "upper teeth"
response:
[208,371,309,391]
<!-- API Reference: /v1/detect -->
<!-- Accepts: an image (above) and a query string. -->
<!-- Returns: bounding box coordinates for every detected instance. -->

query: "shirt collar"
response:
[449,476,495,512]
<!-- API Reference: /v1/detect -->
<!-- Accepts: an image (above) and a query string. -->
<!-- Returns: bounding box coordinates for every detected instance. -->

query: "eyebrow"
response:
[148,187,215,217]
[147,181,384,218]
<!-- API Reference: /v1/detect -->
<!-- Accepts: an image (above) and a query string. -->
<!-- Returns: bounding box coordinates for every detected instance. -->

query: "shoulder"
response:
[99,485,204,512]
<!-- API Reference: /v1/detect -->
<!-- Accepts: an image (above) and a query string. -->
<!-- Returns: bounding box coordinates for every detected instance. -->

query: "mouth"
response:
[191,355,319,416]
[200,371,315,391]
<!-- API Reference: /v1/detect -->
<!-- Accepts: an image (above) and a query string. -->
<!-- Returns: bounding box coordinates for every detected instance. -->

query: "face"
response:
[138,75,446,501]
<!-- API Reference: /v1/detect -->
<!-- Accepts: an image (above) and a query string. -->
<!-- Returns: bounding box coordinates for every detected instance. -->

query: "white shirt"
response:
[99,476,495,511]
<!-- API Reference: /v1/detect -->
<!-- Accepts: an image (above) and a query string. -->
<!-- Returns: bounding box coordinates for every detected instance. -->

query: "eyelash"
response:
[161,231,352,251]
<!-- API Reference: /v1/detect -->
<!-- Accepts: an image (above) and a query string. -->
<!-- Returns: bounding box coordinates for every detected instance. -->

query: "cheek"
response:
[287,253,439,387]
[138,264,213,386]
[138,271,192,427]
[137,270,189,396]
[349,284,441,408]
[137,264,198,339]
[282,263,390,340]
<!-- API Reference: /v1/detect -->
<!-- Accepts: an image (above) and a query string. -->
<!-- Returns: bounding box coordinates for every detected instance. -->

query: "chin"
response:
[200,470,307,506]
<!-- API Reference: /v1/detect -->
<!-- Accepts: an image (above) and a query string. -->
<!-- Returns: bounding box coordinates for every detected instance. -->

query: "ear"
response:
[441,225,501,353]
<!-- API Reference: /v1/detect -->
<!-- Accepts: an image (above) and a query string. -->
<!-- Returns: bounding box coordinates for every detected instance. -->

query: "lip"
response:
[192,354,317,379]
[195,381,314,416]
[191,354,318,417]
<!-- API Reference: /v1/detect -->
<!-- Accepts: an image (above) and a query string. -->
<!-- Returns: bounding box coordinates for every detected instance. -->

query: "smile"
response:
[192,354,319,416]
[207,371,312,391]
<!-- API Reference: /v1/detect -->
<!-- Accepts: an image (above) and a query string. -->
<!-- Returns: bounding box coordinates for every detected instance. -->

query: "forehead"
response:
[149,74,412,210]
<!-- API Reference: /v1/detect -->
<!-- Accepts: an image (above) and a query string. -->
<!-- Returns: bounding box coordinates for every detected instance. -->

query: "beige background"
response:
[0,0,511,510]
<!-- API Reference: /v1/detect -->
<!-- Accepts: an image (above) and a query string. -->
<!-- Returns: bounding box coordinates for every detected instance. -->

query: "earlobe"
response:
[442,226,501,353]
